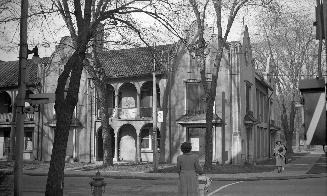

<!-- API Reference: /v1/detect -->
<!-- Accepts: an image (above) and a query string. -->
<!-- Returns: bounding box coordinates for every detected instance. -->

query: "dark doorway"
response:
[97,129,104,161]
[96,127,115,161]
[2,127,11,157]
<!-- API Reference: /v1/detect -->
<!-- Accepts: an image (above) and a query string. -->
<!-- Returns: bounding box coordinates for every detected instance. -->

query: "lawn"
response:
[0,160,275,174]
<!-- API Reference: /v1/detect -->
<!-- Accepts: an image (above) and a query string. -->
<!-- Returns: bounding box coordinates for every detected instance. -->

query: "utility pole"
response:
[152,44,158,172]
[315,0,324,78]
[14,0,28,195]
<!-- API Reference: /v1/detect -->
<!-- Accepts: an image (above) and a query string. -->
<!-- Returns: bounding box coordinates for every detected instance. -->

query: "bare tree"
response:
[43,1,180,195]
[188,0,272,169]
[252,3,321,155]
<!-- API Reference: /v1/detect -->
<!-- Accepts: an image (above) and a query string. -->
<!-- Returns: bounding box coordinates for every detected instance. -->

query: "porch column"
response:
[136,131,141,162]
[136,91,140,118]
[114,132,118,161]
[114,90,119,118]
[73,128,77,159]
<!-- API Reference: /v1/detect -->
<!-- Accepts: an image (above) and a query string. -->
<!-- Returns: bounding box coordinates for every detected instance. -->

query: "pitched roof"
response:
[0,59,42,89]
[97,44,174,78]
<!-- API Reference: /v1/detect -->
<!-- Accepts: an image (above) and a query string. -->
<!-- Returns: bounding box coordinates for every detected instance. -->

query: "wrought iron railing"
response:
[96,108,115,119]
[96,107,162,120]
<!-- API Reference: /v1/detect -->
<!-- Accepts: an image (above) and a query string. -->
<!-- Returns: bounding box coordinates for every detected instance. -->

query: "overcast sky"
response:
[0,0,315,62]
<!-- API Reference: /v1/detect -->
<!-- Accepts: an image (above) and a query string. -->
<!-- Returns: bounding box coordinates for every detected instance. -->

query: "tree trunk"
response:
[287,100,295,155]
[204,95,214,169]
[9,103,16,161]
[45,52,84,196]
[96,84,113,166]
[281,102,291,152]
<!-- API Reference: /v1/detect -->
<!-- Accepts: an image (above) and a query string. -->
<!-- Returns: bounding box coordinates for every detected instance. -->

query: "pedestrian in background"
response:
[273,141,286,173]
[177,142,203,196]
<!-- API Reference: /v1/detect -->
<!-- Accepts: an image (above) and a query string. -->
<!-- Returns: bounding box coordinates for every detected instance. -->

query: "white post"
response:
[152,44,158,172]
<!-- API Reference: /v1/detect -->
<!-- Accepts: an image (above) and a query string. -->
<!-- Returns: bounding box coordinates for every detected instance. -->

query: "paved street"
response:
[7,175,327,196]
[207,177,327,196]
[0,152,326,195]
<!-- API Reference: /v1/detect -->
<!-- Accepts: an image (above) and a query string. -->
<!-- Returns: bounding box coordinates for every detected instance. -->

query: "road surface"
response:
[2,175,327,195]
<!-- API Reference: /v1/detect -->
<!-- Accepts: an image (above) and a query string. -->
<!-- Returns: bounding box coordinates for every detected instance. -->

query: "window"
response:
[186,82,207,114]
[188,129,200,152]
[255,88,268,123]
[140,129,150,149]
[256,90,260,120]
[140,128,160,151]
[245,82,252,113]
[24,131,33,151]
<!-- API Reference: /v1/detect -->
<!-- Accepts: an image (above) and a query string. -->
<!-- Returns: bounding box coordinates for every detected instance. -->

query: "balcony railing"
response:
[96,108,115,119]
[0,113,35,123]
[96,107,161,120]
[140,107,152,118]
[117,108,137,119]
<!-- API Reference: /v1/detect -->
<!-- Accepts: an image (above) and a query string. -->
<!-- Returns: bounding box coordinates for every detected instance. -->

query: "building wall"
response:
[0,27,275,164]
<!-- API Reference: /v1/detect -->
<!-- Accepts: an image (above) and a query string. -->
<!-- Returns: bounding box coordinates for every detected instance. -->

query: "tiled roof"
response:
[97,44,174,78]
[0,57,50,89]
[0,59,39,89]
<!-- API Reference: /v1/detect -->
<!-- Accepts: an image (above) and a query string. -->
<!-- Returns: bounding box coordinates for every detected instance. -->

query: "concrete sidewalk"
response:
[19,152,327,181]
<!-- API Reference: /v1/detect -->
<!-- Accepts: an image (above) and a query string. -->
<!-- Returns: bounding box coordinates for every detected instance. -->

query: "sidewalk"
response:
[16,152,326,181]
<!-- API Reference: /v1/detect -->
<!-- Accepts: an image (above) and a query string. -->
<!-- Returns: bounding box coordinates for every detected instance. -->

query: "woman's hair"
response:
[181,142,192,153]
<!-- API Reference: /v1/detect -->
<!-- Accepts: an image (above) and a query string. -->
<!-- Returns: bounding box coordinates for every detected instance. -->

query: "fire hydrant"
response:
[90,170,107,196]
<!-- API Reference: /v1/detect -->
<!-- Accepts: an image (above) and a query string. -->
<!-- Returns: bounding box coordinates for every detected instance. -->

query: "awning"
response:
[177,113,223,127]
[45,115,83,128]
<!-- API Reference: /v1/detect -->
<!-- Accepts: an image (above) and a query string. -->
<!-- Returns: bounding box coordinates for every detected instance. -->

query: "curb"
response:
[209,174,327,181]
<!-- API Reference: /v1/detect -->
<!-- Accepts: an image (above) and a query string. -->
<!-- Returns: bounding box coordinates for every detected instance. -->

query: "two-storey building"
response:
[0,26,281,164]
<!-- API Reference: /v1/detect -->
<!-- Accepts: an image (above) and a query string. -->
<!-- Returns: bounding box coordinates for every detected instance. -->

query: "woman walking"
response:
[177,142,203,196]
[273,141,286,173]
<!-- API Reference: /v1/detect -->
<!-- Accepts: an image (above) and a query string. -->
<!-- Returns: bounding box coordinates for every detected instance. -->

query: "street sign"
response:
[26,93,55,105]
[157,111,163,123]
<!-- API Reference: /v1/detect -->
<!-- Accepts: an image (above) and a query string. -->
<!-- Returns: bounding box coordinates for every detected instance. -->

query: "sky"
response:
[0,0,316,62]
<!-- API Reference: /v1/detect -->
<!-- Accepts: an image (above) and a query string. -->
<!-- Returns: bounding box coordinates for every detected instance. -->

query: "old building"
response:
[0,26,281,164]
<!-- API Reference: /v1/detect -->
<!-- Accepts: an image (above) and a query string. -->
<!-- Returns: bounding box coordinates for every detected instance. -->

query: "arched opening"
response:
[118,124,137,161]
[95,85,115,119]
[97,128,104,161]
[96,126,115,161]
[118,83,137,119]
[140,81,160,118]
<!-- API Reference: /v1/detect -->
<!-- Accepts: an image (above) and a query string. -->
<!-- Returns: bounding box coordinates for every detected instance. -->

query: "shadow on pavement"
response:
[306,154,327,174]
